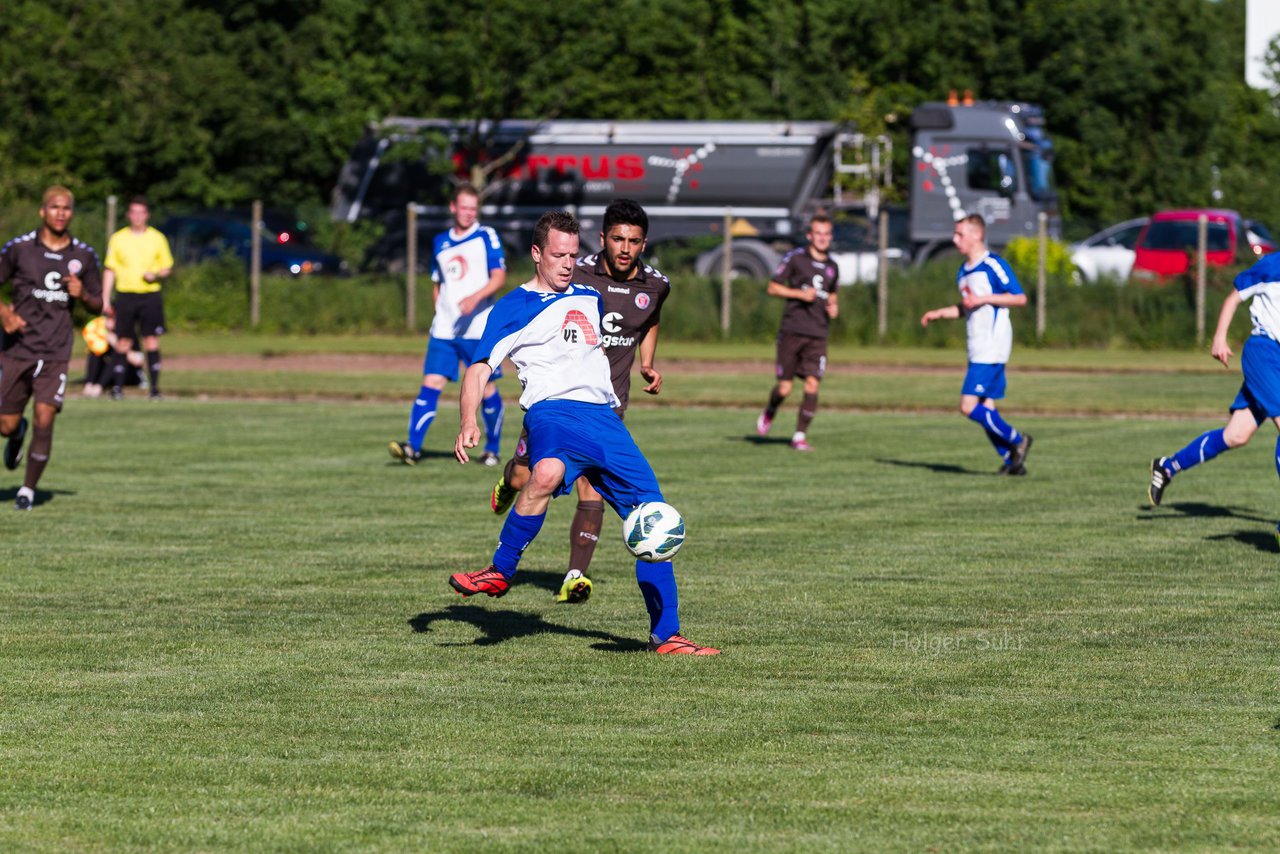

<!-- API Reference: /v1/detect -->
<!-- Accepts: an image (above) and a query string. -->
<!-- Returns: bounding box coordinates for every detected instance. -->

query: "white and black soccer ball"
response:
[623,501,685,562]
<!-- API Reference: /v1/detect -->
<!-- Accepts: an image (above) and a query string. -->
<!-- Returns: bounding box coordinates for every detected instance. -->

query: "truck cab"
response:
[908,99,1059,262]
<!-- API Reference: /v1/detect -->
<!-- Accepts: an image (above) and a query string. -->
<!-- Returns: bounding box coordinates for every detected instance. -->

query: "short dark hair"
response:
[453,183,479,202]
[128,195,149,210]
[533,210,579,250]
[960,213,986,236]
[602,198,648,236]
[808,214,832,230]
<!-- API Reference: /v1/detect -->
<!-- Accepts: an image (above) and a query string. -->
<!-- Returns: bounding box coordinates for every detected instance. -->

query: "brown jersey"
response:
[773,246,840,339]
[572,253,670,410]
[0,230,104,361]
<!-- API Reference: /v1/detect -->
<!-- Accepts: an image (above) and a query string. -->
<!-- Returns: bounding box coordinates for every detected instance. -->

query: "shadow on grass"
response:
[1205,529,1279,553]
[385,448,457,466]
[0,486,71,508]
[874,458,990,476]
[408,603,646,652]
[740,435,793,446]
[1138,501,1273,524]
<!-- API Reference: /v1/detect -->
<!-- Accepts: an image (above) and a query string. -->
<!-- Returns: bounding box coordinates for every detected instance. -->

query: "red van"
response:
[1130,209,1274,282]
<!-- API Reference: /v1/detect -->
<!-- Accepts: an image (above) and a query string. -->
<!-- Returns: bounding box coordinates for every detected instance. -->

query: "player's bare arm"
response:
[74,274,104,313]
[101,268,116,316]
[638,323,662,394]
[0,301,26,334]
[768,280,816,303]
[455,360,495,463]
[458,268,507,316]
[142,265,173,284]
[962,291,1027,312]
[826,292,839,319]
[920,304,962,327]
[1210,291,1243,368]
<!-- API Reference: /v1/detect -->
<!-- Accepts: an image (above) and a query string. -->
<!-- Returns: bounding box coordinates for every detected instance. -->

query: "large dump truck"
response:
[332,101,1058,278]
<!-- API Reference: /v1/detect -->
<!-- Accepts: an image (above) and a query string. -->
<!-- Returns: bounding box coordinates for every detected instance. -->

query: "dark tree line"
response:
[2,0,1277,233]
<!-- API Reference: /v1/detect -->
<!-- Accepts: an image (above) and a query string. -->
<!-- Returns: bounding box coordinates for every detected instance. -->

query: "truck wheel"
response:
[697,244,775,280]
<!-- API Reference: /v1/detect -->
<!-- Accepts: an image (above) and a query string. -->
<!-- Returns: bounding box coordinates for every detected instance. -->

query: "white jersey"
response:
[429,223,505,340]
[958,251,1023,364]
[1234,253,1280,341]
[473,282,619,411]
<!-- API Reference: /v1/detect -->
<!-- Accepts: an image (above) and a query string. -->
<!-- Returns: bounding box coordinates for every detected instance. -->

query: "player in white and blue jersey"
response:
[920,214,1034,474]
[1148,252,1280,536]
[448,211,718,655]
[388,185,507,466]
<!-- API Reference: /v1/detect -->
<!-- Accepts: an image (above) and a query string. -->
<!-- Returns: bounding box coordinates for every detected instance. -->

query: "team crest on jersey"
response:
[68,259,82,275]
[635,292,650,310]
[561,309,599,346]
[444,254,469,281]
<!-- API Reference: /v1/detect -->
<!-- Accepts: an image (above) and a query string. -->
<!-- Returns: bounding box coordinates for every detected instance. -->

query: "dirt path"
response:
[164,353,1178,378]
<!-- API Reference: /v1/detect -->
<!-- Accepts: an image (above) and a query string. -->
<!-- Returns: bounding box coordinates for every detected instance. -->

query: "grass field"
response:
[3,343,1280,851]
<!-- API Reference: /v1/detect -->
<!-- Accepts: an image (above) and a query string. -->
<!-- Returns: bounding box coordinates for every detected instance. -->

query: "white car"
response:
[829,211,911,286]
[830,246,910,285]
[1069,217,1148,285]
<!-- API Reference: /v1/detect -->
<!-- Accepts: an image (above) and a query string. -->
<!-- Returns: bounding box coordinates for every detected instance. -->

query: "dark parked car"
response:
[160,211,347,276]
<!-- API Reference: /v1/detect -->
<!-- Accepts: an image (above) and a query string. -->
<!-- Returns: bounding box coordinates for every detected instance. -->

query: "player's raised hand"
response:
[641,365,663,395]
[65,272,83,299]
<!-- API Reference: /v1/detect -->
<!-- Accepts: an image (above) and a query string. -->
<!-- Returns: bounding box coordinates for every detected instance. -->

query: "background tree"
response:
[0,0,1276,239]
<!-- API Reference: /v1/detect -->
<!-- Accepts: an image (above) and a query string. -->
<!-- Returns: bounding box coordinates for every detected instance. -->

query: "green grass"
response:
[149,334,1243,417]
[3,379,1280,850]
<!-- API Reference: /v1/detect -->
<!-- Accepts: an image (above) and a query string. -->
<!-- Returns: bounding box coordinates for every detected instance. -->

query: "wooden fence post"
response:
[105,195,117,249]
[1196,214,1207,348]
[721,209,732,337]
[1036,212,1047,341]
[877,210,889,341]
[406,203,418,331]
[250,199,262,327]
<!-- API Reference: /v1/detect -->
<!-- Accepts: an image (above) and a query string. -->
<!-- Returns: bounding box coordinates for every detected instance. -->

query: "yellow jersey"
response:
[105,226,174,294]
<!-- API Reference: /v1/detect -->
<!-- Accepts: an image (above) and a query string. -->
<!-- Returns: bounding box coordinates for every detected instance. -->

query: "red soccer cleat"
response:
[648,633,721,655]
[449,565,511,598]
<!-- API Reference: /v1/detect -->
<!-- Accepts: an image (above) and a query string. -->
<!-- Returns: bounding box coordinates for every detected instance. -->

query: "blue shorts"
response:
[961,362,1007,400]
[1230,335,1280,422]
[422,336,503,382]
[523,399,663,517]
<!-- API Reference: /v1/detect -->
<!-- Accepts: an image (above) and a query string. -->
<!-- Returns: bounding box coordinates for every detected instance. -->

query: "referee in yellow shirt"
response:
[103,196,173,400]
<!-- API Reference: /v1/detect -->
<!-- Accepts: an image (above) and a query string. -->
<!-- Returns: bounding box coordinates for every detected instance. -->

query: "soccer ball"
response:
[623,501,685,562]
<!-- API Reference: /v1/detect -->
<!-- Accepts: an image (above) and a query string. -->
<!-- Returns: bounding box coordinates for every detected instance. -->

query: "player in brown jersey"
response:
[488,199,670,603]
[0,186,105,510]
[755,215,840,451]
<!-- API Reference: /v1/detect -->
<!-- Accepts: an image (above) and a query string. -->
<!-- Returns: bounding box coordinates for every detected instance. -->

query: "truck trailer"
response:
[332,101,1058,279]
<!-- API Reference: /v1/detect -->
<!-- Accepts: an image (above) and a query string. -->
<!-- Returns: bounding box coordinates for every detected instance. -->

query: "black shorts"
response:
[114,292,166,340]
[0,355,70,413]
[774,332,828,380]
